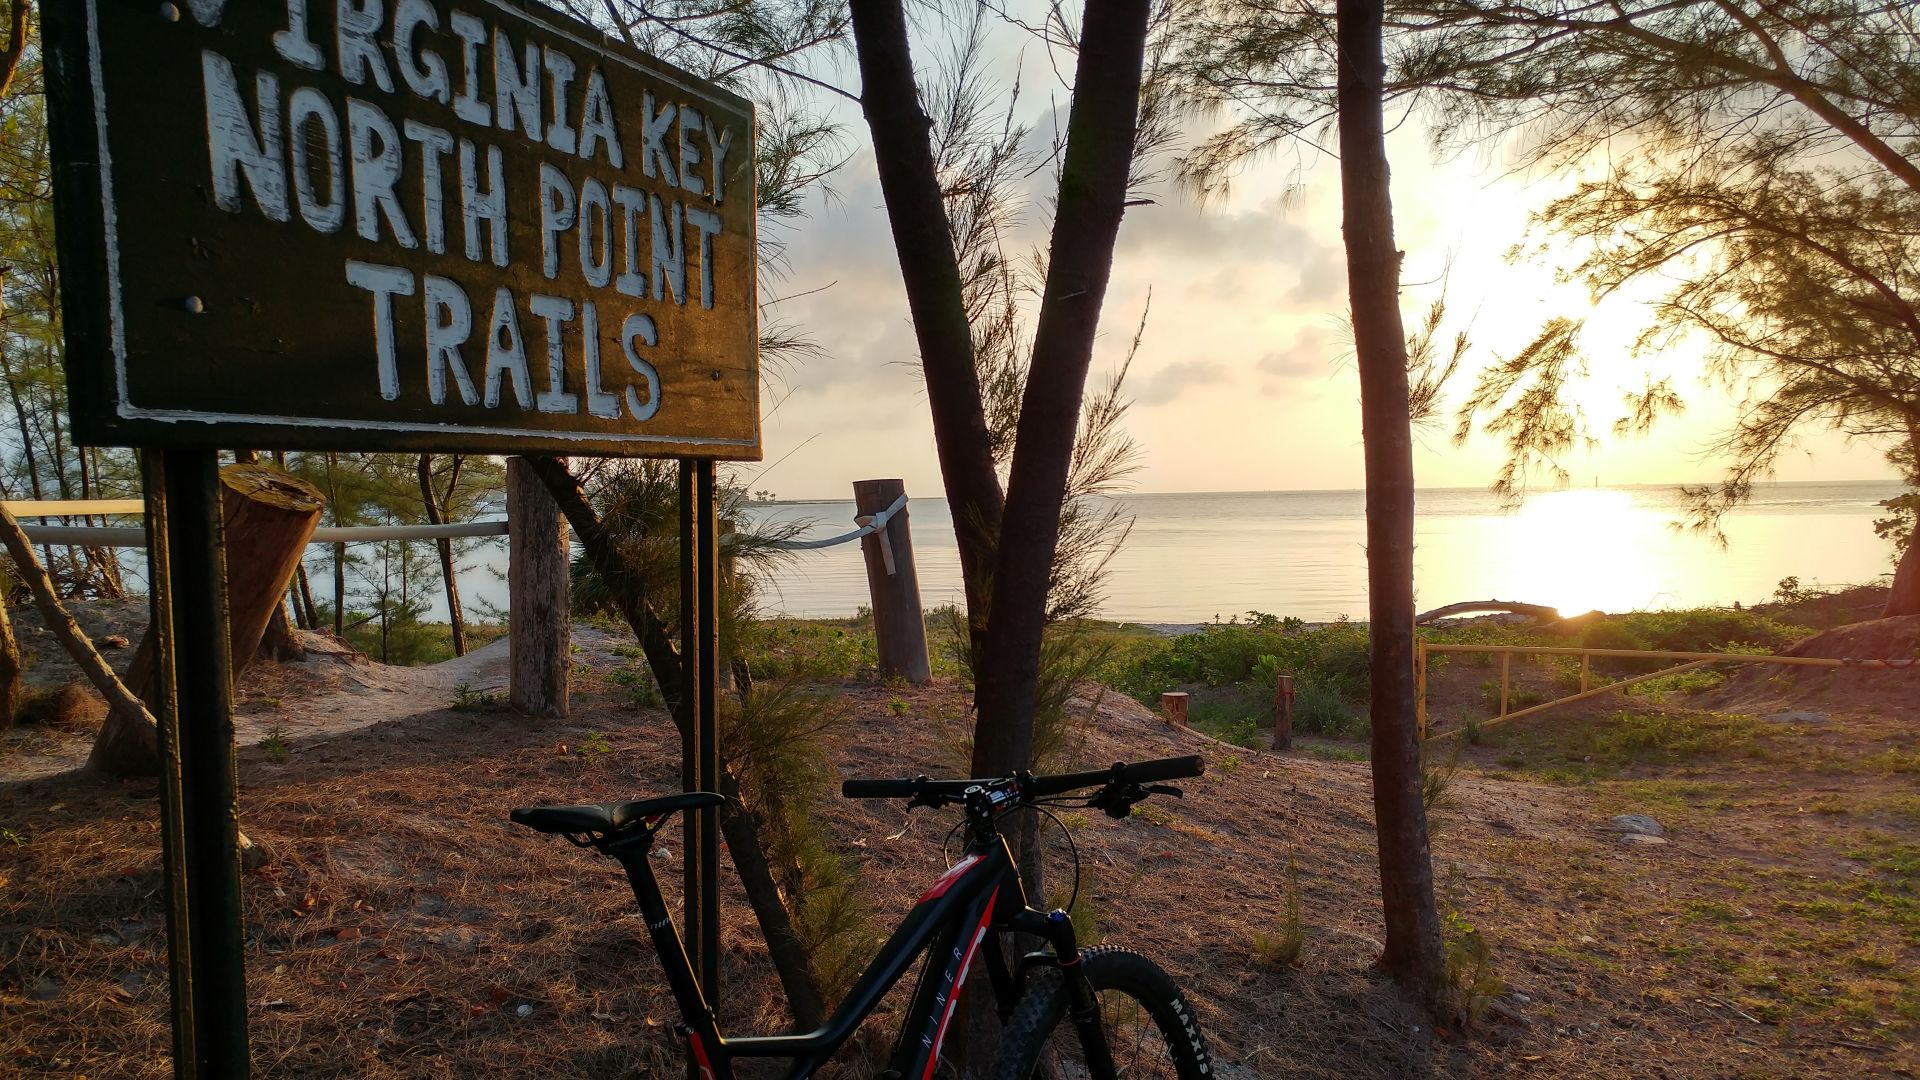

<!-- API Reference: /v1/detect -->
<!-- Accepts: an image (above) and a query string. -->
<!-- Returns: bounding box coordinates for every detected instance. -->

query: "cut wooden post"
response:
[508,457,570,717]
[1274,675,1295,750]
[1161,691,1189,729]
[854,479,930,684]
[1580,653,1591,694]
[90,465,323,776]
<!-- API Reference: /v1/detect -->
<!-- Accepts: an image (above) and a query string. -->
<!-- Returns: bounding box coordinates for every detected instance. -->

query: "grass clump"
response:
[261,724,291,764]
[449,682,497,712]
[740,620,878,682]
[609,664,664,709]
[1253,856,1305,968]
[1488,709,1766,778]
[1443,908,1506,1023]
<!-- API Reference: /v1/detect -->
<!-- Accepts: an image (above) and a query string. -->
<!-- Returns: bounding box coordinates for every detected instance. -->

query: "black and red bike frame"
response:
[599,789,1113,1080]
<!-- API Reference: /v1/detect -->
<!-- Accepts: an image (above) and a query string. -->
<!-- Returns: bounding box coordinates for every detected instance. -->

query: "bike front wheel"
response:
[990,946,1213,1080]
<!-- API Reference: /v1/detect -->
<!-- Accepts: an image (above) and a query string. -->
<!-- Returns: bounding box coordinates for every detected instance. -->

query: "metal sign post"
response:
[42,1,758,1071]
[146,449,248,1078]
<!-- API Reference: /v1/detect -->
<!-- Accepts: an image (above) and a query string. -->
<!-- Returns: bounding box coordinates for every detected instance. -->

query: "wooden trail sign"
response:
[44,0,760,459]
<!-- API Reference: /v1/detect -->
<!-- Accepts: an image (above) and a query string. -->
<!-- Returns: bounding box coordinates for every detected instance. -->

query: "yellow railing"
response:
[1415,642,1917,738]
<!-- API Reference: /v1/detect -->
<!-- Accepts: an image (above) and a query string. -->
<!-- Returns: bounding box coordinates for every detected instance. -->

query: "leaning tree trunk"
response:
[89,465,325,776]
[0,504,160,757]
[521,455,831,1028]
[1337,0,1450,1014]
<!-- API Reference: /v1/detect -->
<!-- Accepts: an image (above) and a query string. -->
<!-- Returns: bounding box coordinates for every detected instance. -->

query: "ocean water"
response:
[740,481,1906,623]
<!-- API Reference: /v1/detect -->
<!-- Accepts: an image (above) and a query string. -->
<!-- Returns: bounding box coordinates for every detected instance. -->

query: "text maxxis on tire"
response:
[991,946,1213,1079]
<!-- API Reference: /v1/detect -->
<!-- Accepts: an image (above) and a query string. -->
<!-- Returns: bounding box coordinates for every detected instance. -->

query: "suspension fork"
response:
[1061,923,1120,1078]
[1011,905,1118,1079]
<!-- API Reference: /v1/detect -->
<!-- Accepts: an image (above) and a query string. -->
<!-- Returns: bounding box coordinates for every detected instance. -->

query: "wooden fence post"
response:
[1274,675,1295,751]
[1161,691,1189,729]
[508,457,570,717]
[854,479,930,685]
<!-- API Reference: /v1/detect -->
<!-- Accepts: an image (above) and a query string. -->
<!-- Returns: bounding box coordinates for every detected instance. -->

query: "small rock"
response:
[433,927,482,953]
[1768,710,1827,726]
[516,1003,534,1017]
[239,834,274,871]
[101,634,130,649]
[1608,814,1666,837]
[1619,833,1669,847]
[25,976,63,1001]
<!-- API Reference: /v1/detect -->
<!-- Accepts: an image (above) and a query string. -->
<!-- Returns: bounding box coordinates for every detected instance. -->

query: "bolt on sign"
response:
[43,0,760,458]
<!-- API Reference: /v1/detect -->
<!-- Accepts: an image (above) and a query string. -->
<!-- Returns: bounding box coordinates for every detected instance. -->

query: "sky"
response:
[734,19,1900,502]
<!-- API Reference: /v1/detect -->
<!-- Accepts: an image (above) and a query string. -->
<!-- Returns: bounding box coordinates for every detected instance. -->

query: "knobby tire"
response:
[990,947,1212,1080]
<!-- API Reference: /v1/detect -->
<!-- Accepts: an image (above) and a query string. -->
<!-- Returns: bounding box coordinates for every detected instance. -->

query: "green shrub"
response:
[740,621,878,681]
[1609,608,1808,653]
[1579,620,1646,652]
[1294,682,1367,738]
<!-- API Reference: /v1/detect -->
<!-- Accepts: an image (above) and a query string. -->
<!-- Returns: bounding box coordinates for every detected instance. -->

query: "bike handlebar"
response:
[841,754,1205,802]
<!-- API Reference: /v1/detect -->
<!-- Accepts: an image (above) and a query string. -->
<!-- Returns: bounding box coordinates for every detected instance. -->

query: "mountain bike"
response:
[510,754,1215,1079]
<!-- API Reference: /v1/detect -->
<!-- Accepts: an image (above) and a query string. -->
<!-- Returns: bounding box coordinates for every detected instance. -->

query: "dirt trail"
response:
[0,625,630,782]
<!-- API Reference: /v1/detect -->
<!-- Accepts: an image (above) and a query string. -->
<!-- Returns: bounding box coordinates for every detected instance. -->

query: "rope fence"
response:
[7,494,909,552]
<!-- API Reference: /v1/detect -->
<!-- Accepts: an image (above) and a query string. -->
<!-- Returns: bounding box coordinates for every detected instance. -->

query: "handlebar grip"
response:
[842,777,924,800]
[1024,754,1207,798]
[1121,754,1206,785]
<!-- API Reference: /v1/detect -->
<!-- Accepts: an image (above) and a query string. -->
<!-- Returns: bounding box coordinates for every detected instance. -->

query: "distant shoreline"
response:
[750,477,1905,505]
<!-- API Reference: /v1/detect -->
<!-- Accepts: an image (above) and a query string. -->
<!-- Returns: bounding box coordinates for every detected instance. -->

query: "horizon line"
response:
[756,477,1904,504]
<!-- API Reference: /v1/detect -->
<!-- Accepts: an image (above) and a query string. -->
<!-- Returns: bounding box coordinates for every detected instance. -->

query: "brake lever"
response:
[1147,784,1184,799]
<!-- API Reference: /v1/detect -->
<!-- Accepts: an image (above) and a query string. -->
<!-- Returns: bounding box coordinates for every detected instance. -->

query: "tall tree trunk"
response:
[295,562,319,629]
[969,0,1152,783]
[848,0,1005,656]
[1337,0,1449,1014]
[0,587,19,731]
[333,541,346,638]
[849,4,1154,1071]
[418,454,466,656]
[1887,539,1920,617]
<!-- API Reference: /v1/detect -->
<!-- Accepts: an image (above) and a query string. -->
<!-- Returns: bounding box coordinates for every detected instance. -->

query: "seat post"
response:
[608,844,713,1027]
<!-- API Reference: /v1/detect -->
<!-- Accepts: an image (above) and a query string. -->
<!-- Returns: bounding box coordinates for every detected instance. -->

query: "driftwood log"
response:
[1414,600,1562,626]
[88,465,324,777]
[0,504,160,743]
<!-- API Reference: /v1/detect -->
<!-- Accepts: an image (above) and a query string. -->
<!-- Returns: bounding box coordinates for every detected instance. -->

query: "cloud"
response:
[1257,351,1323,380]
[1134,359,1232,406]
[1254,325,1346,392]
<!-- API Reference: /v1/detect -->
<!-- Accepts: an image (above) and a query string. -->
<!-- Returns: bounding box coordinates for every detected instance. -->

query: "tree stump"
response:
[89,465,324,776]
[1161,691,1189,729]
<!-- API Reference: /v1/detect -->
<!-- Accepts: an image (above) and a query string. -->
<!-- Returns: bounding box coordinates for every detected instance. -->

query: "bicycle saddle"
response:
[510,791,725,835]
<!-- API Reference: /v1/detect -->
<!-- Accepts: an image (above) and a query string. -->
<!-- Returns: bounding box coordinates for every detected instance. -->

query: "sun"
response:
[1489,489,1667,615]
